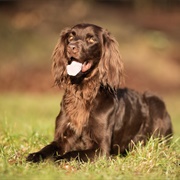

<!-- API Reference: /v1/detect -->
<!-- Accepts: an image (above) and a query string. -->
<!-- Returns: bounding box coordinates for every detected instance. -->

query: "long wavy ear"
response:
[52,28,70,87]
[98,29,124,89]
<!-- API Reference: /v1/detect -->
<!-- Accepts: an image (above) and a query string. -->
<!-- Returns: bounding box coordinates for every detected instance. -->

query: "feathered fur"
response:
[26,23,172,163]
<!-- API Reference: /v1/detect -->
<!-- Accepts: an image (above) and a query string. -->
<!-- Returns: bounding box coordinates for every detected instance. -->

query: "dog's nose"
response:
[68,43,78,53]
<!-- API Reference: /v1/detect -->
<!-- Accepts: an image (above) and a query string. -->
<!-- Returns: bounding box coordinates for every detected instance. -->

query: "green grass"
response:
[0,93,179,180]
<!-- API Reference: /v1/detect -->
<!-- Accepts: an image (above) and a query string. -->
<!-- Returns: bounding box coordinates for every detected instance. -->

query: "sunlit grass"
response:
[0,93,179,180]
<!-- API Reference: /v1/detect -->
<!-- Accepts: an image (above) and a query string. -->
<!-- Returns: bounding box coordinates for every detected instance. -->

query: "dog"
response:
[26,23,173,163]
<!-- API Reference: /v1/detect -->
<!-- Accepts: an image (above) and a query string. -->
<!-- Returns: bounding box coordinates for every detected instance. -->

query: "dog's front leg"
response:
[26,141,59,163]
[54,148,108,162]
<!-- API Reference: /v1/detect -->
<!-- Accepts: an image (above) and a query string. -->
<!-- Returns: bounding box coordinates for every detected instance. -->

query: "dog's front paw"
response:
[26,152,44,163]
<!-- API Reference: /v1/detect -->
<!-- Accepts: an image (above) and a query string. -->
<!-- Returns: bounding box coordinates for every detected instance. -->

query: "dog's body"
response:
[27,24,172,163]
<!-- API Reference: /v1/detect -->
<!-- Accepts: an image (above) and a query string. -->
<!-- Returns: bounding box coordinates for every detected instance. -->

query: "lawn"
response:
[0,93,179,180]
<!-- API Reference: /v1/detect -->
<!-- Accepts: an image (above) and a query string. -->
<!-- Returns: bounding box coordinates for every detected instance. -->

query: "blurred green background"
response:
[0,0,179,134]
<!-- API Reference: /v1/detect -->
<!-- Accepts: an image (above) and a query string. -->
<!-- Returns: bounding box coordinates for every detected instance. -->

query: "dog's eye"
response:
[86,37,95,43]
[68,35,74,42]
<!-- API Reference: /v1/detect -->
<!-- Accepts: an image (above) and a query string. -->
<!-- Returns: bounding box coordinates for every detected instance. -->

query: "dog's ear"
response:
[52,28,70,87]
[98,29,124,89]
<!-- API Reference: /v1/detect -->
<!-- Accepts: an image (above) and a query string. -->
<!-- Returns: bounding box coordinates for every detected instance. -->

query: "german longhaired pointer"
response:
[27,23,173,163]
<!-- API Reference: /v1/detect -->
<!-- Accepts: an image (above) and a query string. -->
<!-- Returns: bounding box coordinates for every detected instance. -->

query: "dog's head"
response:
[52,23,124,89]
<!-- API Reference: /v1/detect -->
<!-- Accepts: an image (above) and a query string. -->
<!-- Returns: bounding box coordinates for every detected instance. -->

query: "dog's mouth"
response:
[82,61,92,73]
[66,58,92,76]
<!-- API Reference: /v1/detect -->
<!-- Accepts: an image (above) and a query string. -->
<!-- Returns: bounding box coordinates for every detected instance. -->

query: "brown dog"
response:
[27,23,173,163]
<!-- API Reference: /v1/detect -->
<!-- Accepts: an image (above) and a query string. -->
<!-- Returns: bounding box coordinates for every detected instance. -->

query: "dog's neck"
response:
[62,74,100,135]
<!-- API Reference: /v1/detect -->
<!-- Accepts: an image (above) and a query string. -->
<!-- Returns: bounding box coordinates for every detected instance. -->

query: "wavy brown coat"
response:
[27,24,173,163]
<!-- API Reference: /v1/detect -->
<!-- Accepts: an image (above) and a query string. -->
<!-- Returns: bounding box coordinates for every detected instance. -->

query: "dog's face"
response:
[65,24,103,75]
[52,23,124,88]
